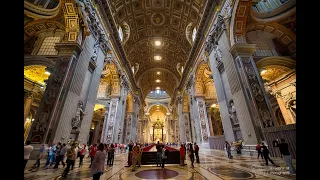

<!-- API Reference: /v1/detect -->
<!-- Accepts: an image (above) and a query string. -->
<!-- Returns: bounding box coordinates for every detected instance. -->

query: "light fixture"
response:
[211,104,217,108]
[157,71,161,75]
[156,79,161,83]
[45,71,51,75]
[156,105,160,106]
[26,118,30,121]
[156,87,160,89]
[40,86,44,89]
[260,69,267,75]
[157,110,160,111]
[32,119,35,122]
[154,56,162,61]
[166,112,170,115]
[155,41,161,46]
[157,106,160,108]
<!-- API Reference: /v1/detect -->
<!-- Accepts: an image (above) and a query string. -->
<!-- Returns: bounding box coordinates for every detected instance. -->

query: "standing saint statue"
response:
[72,101,85,129]
[229,100,238,125]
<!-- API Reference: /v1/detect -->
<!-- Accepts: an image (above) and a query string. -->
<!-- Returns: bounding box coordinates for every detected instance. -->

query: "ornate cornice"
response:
[94,0,143,103]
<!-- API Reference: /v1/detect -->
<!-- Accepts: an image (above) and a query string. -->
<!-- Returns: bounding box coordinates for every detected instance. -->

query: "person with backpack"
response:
[256,143,263,159]
[194,143,200,163]
[161,145,169,169]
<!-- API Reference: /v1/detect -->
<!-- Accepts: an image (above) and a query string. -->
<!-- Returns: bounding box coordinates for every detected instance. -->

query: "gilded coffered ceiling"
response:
[109,0,207,98]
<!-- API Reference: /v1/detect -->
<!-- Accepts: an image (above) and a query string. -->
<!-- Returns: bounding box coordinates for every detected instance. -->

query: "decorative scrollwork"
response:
[251,82,264,102]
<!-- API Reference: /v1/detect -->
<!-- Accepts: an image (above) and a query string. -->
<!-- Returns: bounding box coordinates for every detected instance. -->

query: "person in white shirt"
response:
[24,141,34,171]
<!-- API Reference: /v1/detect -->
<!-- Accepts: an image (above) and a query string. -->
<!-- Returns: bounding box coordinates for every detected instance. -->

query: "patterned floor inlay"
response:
[208,165,255,179]
[135,169,179,179]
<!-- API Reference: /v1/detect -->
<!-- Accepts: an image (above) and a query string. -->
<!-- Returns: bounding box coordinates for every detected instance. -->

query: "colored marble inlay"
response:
[135,169,179,179]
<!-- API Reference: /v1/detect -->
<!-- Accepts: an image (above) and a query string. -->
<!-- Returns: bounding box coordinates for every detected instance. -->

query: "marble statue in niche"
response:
[72,101,85,129]
[229,100,239,125]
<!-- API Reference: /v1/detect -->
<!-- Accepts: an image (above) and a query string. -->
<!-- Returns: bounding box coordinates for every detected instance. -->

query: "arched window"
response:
[118,26,123,42]
[192,28,197,42]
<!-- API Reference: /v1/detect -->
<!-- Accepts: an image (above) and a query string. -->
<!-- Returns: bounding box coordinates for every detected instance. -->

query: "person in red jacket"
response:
[89,144,98,168]
[179,144,185,166]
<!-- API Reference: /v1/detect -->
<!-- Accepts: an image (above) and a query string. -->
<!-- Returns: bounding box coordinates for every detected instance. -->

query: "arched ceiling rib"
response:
[109,0,207,98]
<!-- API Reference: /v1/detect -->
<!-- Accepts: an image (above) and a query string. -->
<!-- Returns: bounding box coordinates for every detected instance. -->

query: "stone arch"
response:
[246,22,296,54]
[24,56,55,68]
[147,104,169,114]
[194,62,216,99]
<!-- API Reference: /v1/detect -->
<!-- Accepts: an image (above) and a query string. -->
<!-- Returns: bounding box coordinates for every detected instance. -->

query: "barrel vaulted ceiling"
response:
[109,0,207,98]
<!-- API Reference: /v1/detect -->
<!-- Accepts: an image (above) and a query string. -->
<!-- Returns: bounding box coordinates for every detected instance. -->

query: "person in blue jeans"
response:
[156,141,162,167]
[45,143,57,168]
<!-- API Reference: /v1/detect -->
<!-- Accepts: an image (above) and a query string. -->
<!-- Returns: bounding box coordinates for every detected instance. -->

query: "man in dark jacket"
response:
[261,142,278,166]
[278,139,296,174]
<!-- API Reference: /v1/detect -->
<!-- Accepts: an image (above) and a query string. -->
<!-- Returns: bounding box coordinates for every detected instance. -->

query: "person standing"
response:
[194,143,200,163]
[278,139,296,174]
[179,144,185,166]
[161,145,169,169]
[24,141,34,171]
[225,141,232,159]
[30,144,44,170]
[45,144,56,168]
[261,143,278,166]
[89,144,98,168]
[137,143,142,167]
[53,143,67,169]
[62,143,76,178]
[131,143,140,171]
[125,141,134,167]
[156,141,162,167]
[91,143,107,180]
[188,143,195,168]
[256,143,263,159]
[107,144,115,166]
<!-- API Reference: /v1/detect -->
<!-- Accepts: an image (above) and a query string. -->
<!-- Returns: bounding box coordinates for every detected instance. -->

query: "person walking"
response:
[194,143,200,163]
[62,143,76,178]
[24,141,34,171]
[91,143,107,180]
[179,144,186,166]
[53,143,67,169]
[278,139,296,174]
[225,141,233,160]
[188,143,195,168]
[137,143,142,167]
[45,143,56,168]
[256,143,263,160]
[156,141,162,167]
[125,141,134,167]
[30,144,44,171]
[261,142,278,166]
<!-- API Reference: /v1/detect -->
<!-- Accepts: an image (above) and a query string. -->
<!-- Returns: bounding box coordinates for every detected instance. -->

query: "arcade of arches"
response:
[24,0,296,179]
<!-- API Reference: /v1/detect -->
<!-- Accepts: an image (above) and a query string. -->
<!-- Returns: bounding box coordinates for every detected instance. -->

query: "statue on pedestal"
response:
[72,101,85,129]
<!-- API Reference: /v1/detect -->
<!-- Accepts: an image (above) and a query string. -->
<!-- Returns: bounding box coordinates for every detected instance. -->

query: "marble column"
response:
[24,91,35,123]
[177,96,186,143]
[100,102,110,144]
[125,112,133,144]
[182,112,191,142]
[27,43,82,144]
[206,107,214,136]
[113,91,126,143]
[130,97,140,142]
[92,120,101,144]
[103,98,119,144]
[195,97,211,147]
[229,44,277,144]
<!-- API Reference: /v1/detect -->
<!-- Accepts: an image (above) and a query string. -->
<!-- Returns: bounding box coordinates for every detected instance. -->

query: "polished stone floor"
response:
[24,148,296,180]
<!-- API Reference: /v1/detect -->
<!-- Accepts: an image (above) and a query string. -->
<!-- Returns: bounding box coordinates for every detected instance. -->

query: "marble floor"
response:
[24,148,296,180]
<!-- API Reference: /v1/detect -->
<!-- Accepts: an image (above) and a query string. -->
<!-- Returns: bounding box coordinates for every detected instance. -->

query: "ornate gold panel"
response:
[24,65,50,85]
[260,65,291,82]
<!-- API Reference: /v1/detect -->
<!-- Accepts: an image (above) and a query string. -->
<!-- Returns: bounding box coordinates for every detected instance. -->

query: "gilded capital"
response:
[229,44,256,58]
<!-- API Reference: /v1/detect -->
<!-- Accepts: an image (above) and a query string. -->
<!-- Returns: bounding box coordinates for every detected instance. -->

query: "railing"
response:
[251,0,296,20]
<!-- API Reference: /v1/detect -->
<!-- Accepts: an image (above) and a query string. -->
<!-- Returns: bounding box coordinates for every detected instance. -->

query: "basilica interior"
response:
[24,0,296,179]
